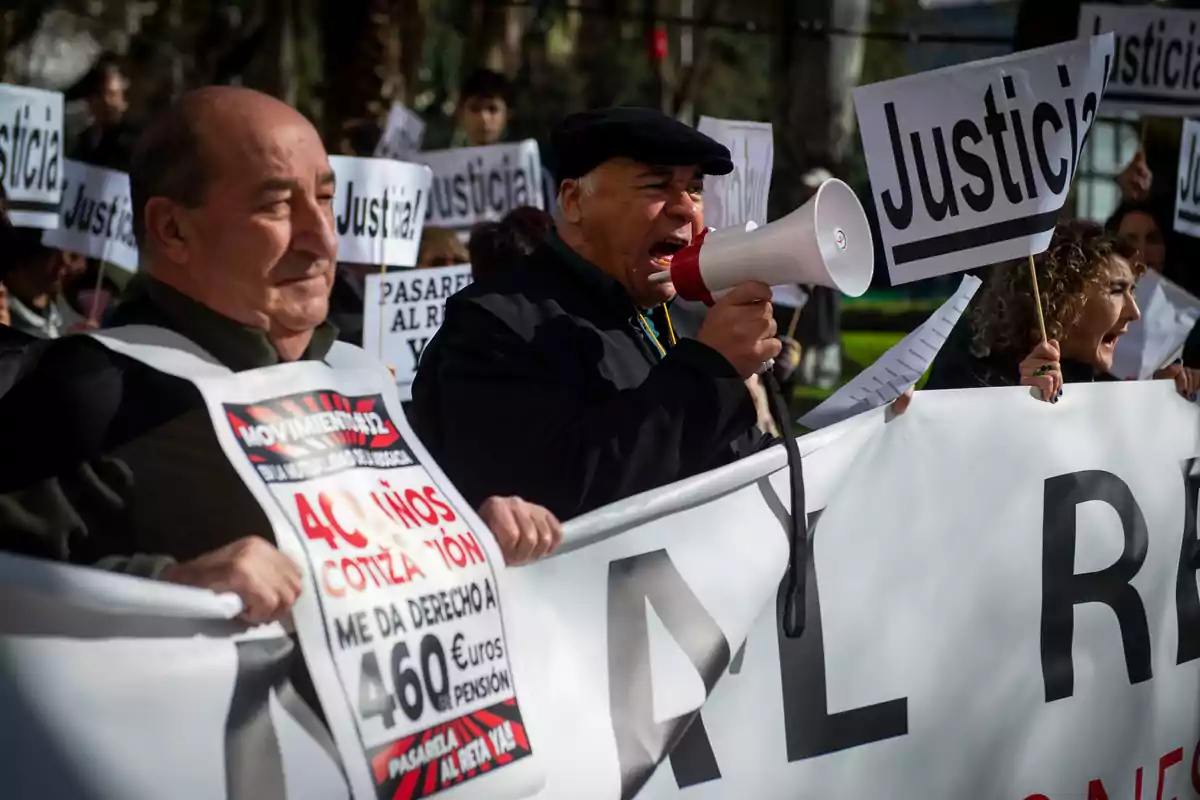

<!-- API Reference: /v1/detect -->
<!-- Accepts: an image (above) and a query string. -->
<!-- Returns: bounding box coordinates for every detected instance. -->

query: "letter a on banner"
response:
[854,34,1114,284]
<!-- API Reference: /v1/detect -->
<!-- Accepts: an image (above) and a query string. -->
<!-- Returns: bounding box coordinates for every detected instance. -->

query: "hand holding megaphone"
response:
[650,178,874,304]
[696,280,782,379]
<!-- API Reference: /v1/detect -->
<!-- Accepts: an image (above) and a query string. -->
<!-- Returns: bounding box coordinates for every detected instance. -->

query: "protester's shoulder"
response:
[447,248,570,326]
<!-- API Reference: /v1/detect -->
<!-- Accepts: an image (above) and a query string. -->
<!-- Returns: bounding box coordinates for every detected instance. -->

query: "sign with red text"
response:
[86,327,542,800]
[854,35,1114,283]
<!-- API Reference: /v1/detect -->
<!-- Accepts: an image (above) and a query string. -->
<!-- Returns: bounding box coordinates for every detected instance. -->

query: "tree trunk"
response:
[768,0,868,219]
[319,0,404,151]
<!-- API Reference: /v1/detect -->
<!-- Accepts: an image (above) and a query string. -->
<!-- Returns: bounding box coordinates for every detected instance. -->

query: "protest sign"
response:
[331,155,432,268]
[1079,3,1200,116]
[854,34,1114,284]
[6,379,1200,799]
[40,159,138,272]
[1111,270,1200,380]
[0,83,63,229]
[1177,118,1200,238]
[416,141,544,231]
[695,117,773,229]
[362,264,472,399]
[376,102,427,161]
[89,327,543,800]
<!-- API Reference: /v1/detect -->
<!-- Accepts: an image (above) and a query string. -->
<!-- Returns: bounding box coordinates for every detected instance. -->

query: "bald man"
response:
[0,87,562,623]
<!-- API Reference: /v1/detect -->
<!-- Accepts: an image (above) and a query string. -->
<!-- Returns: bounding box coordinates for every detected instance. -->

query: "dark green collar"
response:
[128,275,338,372]
[546,230,643,318]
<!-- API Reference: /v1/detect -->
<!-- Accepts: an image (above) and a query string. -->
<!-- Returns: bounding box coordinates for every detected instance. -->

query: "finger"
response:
[1155,361,1183,380]
[765,316,778,339]
[1019,359,1060,378]
[483,497,521,556]
[757,337,783,362]
[510,505,540,564]
[1029,340,1060,361]
[530,513,555,560]
[1022,374,1055,402]
[544,510,564,555]
[890,388,912,416]
[722,280,773,305]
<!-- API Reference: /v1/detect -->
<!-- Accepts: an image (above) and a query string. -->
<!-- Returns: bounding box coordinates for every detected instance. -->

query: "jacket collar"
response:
[545,230,645,318]
[115,275,339,372]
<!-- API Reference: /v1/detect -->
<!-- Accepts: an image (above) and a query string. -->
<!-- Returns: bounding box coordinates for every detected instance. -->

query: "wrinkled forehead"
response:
[204,116,331,187]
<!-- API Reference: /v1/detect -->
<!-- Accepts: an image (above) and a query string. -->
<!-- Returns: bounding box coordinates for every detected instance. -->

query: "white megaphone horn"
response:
[651,178,874,304]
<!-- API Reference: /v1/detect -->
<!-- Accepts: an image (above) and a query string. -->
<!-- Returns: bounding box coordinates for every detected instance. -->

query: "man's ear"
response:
[558,179,585,224]
[143,197,190,265]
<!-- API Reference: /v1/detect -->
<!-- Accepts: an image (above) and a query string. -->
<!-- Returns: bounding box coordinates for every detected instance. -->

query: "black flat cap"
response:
[550,107,734,180]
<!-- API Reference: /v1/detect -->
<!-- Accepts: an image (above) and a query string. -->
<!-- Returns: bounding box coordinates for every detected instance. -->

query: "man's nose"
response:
[294,195,339,260]
[665,189,701,226]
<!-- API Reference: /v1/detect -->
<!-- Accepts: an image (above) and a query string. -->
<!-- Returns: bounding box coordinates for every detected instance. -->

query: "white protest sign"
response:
[1079,3,1200,116]
[362,264,473,399]
[331,155,431,268]
[1111,270,1200,380]
[416,141,544,231]
[854,34,1114,284]
[1176,118,1200,238]
[0,83,64,229]
[90,328,543,800]
[695,117,773,229]
[40,159,138,272]
[376,102,427,161]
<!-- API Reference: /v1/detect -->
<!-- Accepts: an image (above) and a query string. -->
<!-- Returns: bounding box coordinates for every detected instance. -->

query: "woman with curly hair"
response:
[926,219,1200,401]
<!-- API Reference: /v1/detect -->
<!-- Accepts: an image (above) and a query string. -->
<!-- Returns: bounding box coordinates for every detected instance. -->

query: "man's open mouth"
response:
[648,237,688,266]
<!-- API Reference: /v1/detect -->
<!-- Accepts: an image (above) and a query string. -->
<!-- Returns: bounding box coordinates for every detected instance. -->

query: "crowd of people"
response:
[0,48,1198,736]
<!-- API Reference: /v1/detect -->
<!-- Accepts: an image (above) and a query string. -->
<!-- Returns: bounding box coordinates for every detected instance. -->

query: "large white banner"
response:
[416,141,545,231]
[1176,118,1200,238]
[5,360,1200,799]
[362,264,473,399]
[694,117,773,230]
[1079,3,1200,116]
[0,83,64,229]
[854,35,1114,284]
[331,155,432,268]
[41,159,138,272]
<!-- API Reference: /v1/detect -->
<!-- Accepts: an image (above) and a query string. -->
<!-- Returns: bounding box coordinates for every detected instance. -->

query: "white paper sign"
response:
[854,35,1114,285]
[0,83,64,229]
[362,264,473,399]
[40,159,138,272]
[799,274,982,430]
[1176,118,1200,238]
[416,141,545,231]
[1079,3,1200,116]
[1110,270,1200,380]
[331,155,431,268]
[695,117,773,229]
[376,102,426,161]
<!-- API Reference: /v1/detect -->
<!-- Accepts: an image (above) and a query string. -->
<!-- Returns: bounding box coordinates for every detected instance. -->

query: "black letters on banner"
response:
[606,549,731,799]
[1041,470,1151,703]
[1177,458,1200,665]
[776,509,909,761]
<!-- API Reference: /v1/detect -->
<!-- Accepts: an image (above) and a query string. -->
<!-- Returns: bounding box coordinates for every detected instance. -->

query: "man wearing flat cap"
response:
[410,107,782,520]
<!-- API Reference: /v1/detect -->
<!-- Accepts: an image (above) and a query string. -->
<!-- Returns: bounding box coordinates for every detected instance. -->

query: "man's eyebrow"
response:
[318,170,336,187]
[257,178,300,194]
[637,166,676,180]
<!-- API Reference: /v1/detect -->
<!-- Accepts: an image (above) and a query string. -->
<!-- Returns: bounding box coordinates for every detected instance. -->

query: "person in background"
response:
[2,229,90,339]
[69,52,138,170]
[0,186,42,397]
[925,220,1200,401]
[467,206,553,280]
[1106,197,1170,275]
[418,227,469,268]
[455,68,512,148]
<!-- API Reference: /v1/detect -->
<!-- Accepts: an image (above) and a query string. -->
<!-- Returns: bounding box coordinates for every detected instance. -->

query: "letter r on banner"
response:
[1041,470,1151,702]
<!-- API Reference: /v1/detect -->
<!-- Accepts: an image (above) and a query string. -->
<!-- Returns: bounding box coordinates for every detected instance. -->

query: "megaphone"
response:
[652,178,874,305]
